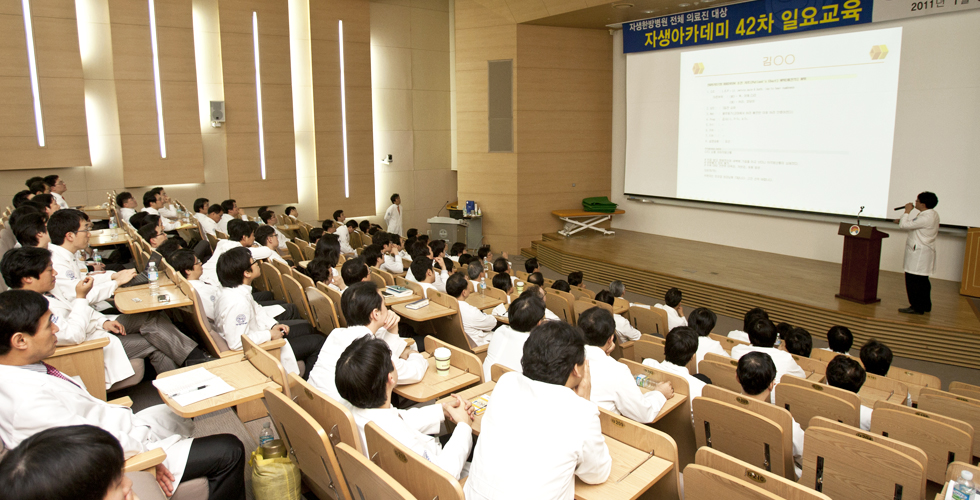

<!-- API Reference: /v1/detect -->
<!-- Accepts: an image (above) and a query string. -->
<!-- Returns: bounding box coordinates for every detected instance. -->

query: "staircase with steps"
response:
[521,233,566,260]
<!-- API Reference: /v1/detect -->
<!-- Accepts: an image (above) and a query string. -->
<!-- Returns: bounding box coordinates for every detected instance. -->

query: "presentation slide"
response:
[676,28,902,218]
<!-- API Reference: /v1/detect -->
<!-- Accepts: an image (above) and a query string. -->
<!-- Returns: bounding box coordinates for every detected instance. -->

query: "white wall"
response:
[609,18,970,282]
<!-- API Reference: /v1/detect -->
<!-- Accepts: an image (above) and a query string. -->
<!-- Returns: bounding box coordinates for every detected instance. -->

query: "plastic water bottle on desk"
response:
[147,262,159,295]
[93,253,103,268]
[259,422,274,446]
[109,217,117,230]
[480,276,487,298]
[952,471,976,500]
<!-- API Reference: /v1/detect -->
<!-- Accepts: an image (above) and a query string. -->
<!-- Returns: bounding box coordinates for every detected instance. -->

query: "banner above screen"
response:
[623,0,979,53]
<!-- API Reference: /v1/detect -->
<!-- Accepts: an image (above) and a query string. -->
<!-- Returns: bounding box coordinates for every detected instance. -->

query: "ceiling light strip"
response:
[148,0,167,158]
[21,0,45,147]
[253,12,267,180]
[339,20,350,198]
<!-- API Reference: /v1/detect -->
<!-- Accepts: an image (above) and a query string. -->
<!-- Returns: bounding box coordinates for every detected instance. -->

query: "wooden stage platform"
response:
[525,230,980,370]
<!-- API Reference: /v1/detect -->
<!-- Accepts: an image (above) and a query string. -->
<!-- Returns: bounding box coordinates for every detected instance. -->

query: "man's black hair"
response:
[115,191,133,208]
[525,257,539,273]
[527,272,544,286]
[254,225,276,246]
[551,280,571,293]
[138,223,162,244]
[508,294,545,332]
[142,190,159,208]
[567,271,583,287]
[333,210,344,221]
[336,336,393,408]
[362,244,383,268]
[578,307,615,347]
[12,213,48,247]
[917,191,938,209]
[193,198,209,213]
[32,194,56,211]
[341,257,369,286]
[860,339,893,376]
[220,199,236,214]
[449,242,466,257]
[216,247,253,288]
[340,281,382,326]
[406,228,418,239]
[305,257,333,284]
[0,289,50,356]
[742,307,769,332]
[687,307,716,337]
[446,273,468,298]
[784,327,813,357]
[827,326,853,353]
[492,257,508,274]
[168,249,198,278]
[521,321,585,386]
[736,351,777,396]
[664,287,682,308]
[410,258,433,283]
[747,317,778,348]
[1,247,50,289]
[28,179,47,195]
[227,219,252,243]
[826,355,866,394]
[664,326,699,366]
[46,209,87,246]
[12,190,33,208]
[207,204,223,215]
[390,193,399,203]
[594,290,614,306]
[492,273,512,292]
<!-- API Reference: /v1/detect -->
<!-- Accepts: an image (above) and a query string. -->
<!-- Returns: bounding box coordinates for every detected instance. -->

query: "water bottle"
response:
[93,253,103,267]
[147,262,159,294]
[480,276,486,297]
[952,471,976,500]
[259,422,274,447]
[109,216,117,230]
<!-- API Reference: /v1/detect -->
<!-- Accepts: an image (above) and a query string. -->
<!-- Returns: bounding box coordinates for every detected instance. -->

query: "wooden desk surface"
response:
[858,385,907,408]
[465,294,503,311]
[277,223,302,231]
[157,354,281,418]
[385,293,422,306]
[90,231,130,247]
[806,371,826,383]
[114,285,192,314]
[439,382,673,500]
[393,355,480,402]
[494,315,509,325]
[391,301,457,322]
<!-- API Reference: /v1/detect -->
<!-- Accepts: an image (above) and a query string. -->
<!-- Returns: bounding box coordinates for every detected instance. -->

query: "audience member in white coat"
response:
[213,248,324,378]
[465,321,611,500]
[467,261,486,293]
[115,191,139,227]
[595,290,641,343]
[481,293,546,382]
[170,249,286,322]
[642,326,707,423]
[446,273,496,346]
[215,199,240,235]
[308,281,428,407]
[384,193,403,236]
[258,211,288,251]
[730,318,805,401]
[859,339,911,405]
[140,191,179,232]
[251,225,290,266]
[337,336,474,479]
[410,257,448,297]
[736,351,804,477]
[689,307,729,369]
[654,287,689,332]
[781,327,813,359]
[579,307,673,423]
[823,325,854,355]
[826,355,873,431]
[380,233,405,274]
[489,273,515,317]
[0,290,247,499]
[332,210,356,256]
[46,175,70,209]
[728,307,769,344]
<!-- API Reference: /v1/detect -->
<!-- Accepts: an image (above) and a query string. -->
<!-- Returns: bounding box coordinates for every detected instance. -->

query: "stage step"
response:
[521,245,538,259]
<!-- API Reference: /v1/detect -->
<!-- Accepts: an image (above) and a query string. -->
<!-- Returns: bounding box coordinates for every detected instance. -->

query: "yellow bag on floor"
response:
[250,447,301,500]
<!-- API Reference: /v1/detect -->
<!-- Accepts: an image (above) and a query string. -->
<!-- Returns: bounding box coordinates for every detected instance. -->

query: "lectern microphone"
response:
[893,205,908,210]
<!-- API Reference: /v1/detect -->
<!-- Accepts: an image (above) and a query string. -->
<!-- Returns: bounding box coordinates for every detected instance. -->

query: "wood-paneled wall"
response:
[218,0,296,207]
[309,0,375,220]
[0,0,90,170]
[109,0,204,186]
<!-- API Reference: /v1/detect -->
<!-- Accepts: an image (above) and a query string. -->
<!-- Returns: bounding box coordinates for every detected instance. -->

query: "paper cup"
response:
[516,281,524,294]
[434,347,451,375]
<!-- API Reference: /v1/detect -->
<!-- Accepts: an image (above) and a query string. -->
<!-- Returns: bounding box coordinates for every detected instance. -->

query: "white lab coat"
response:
[653,304,688,331]
[642,359,705,424]
[351,405,471,479]
[384,204,403,236]
[585,346,666,423]
[0,364,195,489]
[46,293,135,388]
[191,279,282,321]
[899,209,939,276]
[49,244,117,310]
[458,300,496,346]
[728,330,750,343]
[335,225,355,255]
[860,405,873,431]
[381,254,404,274]
[215,214,235,235]
[696,336,729,371]
[249,245,288,266]
[141,207,179,231]
[201,239,242,286]
[613,314,641,343]
[481,325,529,382]
[730,344,806,402]
[118,207,137,226]
[213,285,300,375]
[307,325,428,407]
[52,192,70,210]
[464,372,611,500]
[194,213,217,237]
[158,203,179,219]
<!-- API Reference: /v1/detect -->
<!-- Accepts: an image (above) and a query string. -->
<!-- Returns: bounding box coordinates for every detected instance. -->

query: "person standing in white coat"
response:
[384,193,403,237]
[896,192,939,315]
[336,336,474,479]
[579,307,673,423]
[0,290,247,499]
[465,320,611,500]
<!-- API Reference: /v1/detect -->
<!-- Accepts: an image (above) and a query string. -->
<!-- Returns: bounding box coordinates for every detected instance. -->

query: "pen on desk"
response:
[172,385,208,397]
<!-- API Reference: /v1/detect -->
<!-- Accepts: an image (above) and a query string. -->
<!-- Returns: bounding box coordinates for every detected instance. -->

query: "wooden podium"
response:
[836,223,889,304]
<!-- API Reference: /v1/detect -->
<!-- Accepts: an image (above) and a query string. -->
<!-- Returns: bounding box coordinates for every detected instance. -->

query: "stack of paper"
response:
[152,368,235,406]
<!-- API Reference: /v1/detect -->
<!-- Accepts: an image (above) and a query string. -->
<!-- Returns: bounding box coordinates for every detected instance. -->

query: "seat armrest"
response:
[123,448,167,472]
[109,396,134,408]
[257,338,287,350]
[49,337,111,358]
[619,341,636,361]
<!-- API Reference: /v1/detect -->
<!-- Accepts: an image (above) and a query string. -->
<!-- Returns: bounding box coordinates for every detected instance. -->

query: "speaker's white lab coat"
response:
[899,209,939,276]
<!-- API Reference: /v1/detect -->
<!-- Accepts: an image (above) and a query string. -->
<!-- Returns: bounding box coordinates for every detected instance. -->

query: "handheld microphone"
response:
[893,205,907,211]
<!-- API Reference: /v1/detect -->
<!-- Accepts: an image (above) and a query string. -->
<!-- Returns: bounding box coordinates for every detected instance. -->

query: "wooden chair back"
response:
[948,381,980,400]
[306,287,340,335]
[205,231,218,251]
[807,417,929,475]
[273,258,291,276]
[364,422,465,500]
[573,299,611,324]
[400,280,424,299]
[922,388,980,456]
[870,401,974,483]
[320,284,347,328]
[888,367,941,405]
[425,291,482,359]
[632,338,696,374]
[683,465,788,500]
[263,389,353,500]
[613,296,631,315]
[259,261,287,302]
[287,374,361,454]
[374,268,395,286]
[774,383,859,430]
[809,349,847,364]
[215,230,228,240]
[693,448,832,500]
[699,354,743,393]
[281,274,313,322]
[777,375,863,410]
[789,354,828,380]
[301,243,315,261]
[570,287,595,300]
[692,391,796,479]
[801,426,926,500]
[286,240,304,264]
[45,338,110,401]
[176,279,231,357]
[709,333,749,353]
[334,442,418,500]
[542,277,554,288]
[490,363,513,382]
[482,285,509,306]
[860,373,909,408]
[630,305,669,337]
[294,271,315,290]
[424,335,484,384]
[369,271,386,289]
[242,335,290,398]
[597,406,682,499]
[296,225,310,242]
[544,293,575,325]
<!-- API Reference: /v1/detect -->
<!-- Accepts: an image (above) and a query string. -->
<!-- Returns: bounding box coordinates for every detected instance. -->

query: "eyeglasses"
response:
[72,225,94,234]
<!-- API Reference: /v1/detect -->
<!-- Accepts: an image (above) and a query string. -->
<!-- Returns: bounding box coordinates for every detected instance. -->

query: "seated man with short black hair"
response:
[567,271,584,289]
[642,326,707,421]
[116,191,138,227]
[525,257,539,274]
[859,339,893,376]
[736,351,803,475]
[490,273,514,317]
[689,307,729,367]
[481,293,546,381]
[0,290,246,499]
[448,241,467,262]
[193,198,217,237]
[493,257,516,285]
[411,257,448,296]
[380,234,404,274]
[729,307,768,343]
[824,325,853,355]
[826,355,872,430]
[447,273,496,346]
[215,199,238,234]
[341,257,372,294]
[308,281,428,406]
[213,248,323,378]
[336,336,474,479]
[730,317,805,401]
[527,271,544,287]
[252,225,289,266]
[465,321,611,499]
[551,279,571,293]
[580,307,672,423]
[595,290,641,343]
[654,287,688,331]
[11,212,49,248]
[781,327,813,357]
